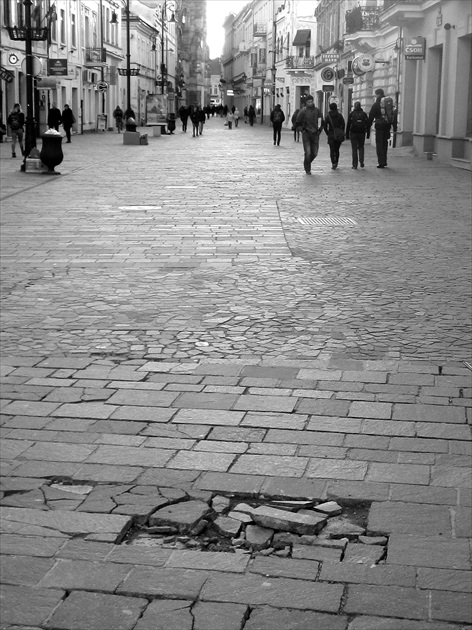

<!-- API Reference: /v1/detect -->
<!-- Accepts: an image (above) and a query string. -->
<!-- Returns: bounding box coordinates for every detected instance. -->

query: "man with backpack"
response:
[346,101,370,169]
[270,104,285,146]
[7,103,25,158]
[368,88,394,168]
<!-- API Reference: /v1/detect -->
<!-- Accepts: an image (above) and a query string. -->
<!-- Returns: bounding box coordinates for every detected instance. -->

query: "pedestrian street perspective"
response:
[0,119,471,630]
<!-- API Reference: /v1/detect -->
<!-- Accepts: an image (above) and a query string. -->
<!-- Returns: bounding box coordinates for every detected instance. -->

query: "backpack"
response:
[350,110,367,133]
[273,109,283,123]
[9,113,21,131]
[379,96,394,125]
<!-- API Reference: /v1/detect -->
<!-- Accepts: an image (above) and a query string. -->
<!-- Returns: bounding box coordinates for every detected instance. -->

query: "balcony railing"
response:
[382,0,421,9]
[286,56,315,69]
[345,7,381,34]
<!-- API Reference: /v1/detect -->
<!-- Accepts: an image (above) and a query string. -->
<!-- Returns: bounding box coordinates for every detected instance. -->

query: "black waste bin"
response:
[126,117,137,132]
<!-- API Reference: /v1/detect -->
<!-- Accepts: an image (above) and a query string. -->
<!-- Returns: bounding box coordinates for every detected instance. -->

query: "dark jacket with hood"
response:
[346,106,370,139]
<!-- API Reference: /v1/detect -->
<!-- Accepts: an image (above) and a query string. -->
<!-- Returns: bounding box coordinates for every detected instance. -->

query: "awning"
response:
[292,29,311,47]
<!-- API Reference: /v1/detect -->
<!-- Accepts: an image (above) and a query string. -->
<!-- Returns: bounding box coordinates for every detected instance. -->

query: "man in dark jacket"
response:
[61,104,75,143]
[270,104,285,146]
[47,103,62,130]
[324,102,345,169]
[368,88,390,168]
[346,101,370,169]
[295,95,323,174]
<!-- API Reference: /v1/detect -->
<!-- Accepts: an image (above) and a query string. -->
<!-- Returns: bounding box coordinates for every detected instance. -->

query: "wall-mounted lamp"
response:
[443,23,455,30]
[110,11,118,24]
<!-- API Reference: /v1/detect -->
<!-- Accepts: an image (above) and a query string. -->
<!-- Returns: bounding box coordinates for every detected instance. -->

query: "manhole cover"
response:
[294,217,357,226]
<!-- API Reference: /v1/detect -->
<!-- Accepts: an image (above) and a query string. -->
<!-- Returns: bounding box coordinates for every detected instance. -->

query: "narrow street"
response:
[1,119,471,629]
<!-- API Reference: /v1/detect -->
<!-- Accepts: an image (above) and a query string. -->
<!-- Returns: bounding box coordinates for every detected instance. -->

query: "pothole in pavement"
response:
[122,495,388,562]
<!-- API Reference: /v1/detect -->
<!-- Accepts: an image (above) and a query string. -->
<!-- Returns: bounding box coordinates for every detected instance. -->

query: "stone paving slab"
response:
[1,120,471,628]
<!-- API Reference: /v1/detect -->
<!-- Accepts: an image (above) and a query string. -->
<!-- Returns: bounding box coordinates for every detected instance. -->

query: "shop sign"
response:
[321,53,339,63]
[405,36,425,60]
[48,58,68,76]
[0,66,14,83]
[322,84,334,92]
[343,77,354,84]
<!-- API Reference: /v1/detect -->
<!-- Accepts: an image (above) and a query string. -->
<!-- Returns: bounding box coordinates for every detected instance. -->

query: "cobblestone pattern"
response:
[1,121,470,361]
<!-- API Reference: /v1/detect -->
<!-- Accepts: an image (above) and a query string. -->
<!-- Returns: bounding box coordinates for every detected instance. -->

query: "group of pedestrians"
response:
[271,88,395,174]
[5,101,76,158]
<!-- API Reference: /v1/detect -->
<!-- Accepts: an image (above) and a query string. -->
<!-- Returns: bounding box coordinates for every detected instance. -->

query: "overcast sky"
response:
[206,0,249,58]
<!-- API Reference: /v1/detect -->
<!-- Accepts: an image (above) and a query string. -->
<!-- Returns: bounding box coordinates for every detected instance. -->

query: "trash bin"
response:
[39,130,63,175]
[126,117,137,132]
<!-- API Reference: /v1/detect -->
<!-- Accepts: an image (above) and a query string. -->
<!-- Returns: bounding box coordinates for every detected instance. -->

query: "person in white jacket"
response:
[226,110,235,130]
[234,108,240,127]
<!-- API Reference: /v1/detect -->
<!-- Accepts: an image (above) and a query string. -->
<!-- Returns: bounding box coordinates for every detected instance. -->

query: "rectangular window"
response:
[60,8,65,44]
[71,13,76,48]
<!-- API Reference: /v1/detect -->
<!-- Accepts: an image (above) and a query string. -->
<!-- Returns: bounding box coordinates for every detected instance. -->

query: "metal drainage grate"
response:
[295,217,357,226]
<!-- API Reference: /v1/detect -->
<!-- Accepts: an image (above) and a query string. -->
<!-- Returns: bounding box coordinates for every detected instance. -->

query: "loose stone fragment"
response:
[258,547,274,556]
[269,500,314,511]
[147,525,178,535]
[313,501,343,516]
[245,524,274,550]
[252,505,327,536]
[319,515,365,539]
[299,535,319,546]
[272,532,300,549]
[358,535,388,546]
[149,500,212,533]
[343,542,385,564]
[212,495,231,513]
[232,503,257,515]
[214,516,241,537]
[228,510,253,524]
[190,519,209,536]
[274,548,291,557]
[315,537,348,550]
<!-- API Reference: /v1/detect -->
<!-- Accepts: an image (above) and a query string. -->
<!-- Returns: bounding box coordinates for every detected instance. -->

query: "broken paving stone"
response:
[252,505,327,536]
[274,548,291,557]
[319,515,365,539]
[190,519,209,536]
[258,547,275,556]
[358,535,388,546]
[314,537,348,550]
[245,524,274,550]
[146,525,178,535]
[313,501,342,516]
[232,503,257,516]
[212,495,231,513]
[343,542,385,564]
[227,510,253,524]
[148,500,212,533]
[299,535,319,546]
[157,487,187,501]
[269,500,314,511]
[50,483,94,495]
[214,516,241,538]
[272,532,300,549]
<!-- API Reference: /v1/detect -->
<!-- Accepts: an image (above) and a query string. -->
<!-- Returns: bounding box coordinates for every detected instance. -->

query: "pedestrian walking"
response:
[368,88,395,168]
[346,101,370,169]
[196,106,206,135]
[178,105,189,132]
[113,106,124,132]
[7,103,25,158]
[270,104,285,146]
[324,102,345,170]
[167,112,176,134]
[234,107,240,127]
[61,104,75,143]
[294,94,323,175]
[291,108,300,142]
[47,103,62,131]
[248,105,256,126]
[190,106,200,137]
[243,106,248,123]
[226,110,235,129]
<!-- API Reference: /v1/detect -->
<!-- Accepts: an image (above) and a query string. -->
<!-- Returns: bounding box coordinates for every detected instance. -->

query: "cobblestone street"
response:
[1,118,471,629]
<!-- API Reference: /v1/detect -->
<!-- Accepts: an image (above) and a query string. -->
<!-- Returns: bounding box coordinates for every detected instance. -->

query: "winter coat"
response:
[295,105,323,134]
[7,110,25,131]
[324,110,346,142]
[61,108,75,128]
[270,107,285,125]
[346,108,370,139]
[47,107,62,128]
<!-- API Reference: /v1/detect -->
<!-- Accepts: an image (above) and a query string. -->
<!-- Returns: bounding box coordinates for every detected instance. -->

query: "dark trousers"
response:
[301,131,319,173]
[375,125,390,166]
[64,126,72,142]
[181,118,188,132]
[350,132,365,167]
[272,123,282,145]
[328,138,342,165]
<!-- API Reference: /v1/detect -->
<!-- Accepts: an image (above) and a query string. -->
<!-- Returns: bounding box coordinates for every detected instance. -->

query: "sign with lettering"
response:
[405,36,425,60]
[321,53,339,63]
[48,58,68,76]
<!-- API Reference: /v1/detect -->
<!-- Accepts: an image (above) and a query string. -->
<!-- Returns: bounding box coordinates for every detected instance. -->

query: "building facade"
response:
[0,0,208,136]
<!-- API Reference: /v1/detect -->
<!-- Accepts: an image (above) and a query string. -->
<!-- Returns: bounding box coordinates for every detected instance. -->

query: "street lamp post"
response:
[7,0,49,171]
[126,0,131,111]
[158,1,175,96]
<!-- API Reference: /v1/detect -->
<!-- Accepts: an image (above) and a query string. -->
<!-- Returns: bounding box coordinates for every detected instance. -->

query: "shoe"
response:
[332,163,337,169]
[351,166,357,169]
[277,142,280,146]
[66,140,71,143]
[360,163,364,167]
[377,165,384,168]
[12,153,16,158]
[305,170,311,175]
[274,142,276,145]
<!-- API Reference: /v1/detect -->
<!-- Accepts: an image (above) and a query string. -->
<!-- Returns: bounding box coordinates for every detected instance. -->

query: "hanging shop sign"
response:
[405,36,425,60]
[0,66,14,83]
[322,84,334,92]
[320,67,335,82]
[321,53,339,64]
[48,58,68,76]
